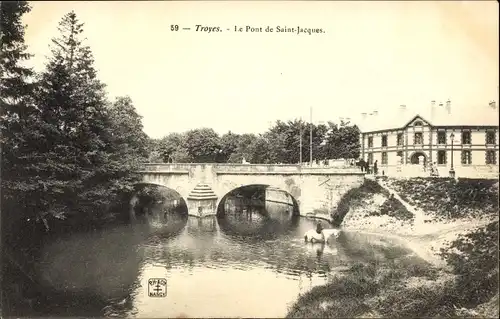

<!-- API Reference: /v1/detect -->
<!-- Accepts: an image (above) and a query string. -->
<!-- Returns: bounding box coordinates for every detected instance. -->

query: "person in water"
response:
[316,222,323,234]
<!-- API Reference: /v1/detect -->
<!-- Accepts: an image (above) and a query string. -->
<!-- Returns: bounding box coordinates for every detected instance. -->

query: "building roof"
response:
[357,101,499,133]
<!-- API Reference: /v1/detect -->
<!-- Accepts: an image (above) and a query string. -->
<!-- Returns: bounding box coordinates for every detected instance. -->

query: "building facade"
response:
[358,101,499,178]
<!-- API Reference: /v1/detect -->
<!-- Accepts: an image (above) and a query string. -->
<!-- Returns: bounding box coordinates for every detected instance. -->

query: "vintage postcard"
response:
[1,1,498,318]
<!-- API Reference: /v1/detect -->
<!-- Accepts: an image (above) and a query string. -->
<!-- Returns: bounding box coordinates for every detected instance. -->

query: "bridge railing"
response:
[139,163,362,174]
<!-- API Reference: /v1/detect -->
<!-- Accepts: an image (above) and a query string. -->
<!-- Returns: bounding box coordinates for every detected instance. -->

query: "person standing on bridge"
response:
[359,158,366,172]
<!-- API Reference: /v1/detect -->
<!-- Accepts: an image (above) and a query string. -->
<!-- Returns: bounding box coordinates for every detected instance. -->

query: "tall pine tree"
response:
[0,1,37,229]
[31,11,119,223]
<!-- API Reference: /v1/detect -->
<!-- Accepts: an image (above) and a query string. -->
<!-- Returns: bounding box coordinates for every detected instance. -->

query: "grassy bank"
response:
[385,177,498,221]
[288,177,499,318]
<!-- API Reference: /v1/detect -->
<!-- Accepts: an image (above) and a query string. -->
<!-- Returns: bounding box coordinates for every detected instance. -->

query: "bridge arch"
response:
[130,183,188,221]
[215,184,300,218]
[216,184,300,238]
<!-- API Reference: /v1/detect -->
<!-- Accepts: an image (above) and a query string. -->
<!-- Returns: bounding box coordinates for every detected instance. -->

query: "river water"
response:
[33,198,425,318]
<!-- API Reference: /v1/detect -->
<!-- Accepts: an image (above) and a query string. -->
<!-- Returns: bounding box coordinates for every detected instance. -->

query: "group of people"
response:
[428,162,440,177]
[357,158,378,175]
[357,157,440,177]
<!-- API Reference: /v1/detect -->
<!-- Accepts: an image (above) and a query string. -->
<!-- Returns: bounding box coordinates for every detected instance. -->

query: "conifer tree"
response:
[0,1,36,226]
[31,11,116,222]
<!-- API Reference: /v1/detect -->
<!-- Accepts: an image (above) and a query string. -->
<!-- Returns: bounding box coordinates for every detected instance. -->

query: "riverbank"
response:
[288,177,499,318]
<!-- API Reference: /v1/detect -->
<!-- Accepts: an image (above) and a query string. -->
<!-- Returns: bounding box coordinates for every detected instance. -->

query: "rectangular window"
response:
[368,153,373,165]
[437,131,446,144]
[368,137,373,148]
[397,133,404,146]
[462,131,471,144]
[486,151,497,165]
[461,150,472,165]
[437,150,447,164]
[381,152,388,164]
[381,135,388,147]
[396,151,403,164]
[414,132,423,145]
[486,131,496,145]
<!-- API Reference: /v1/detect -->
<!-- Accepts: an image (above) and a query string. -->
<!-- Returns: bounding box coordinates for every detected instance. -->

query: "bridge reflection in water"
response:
[137,188,300,239]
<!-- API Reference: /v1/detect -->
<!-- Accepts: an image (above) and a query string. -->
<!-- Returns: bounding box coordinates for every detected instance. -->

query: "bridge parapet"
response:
[139,163,362,174]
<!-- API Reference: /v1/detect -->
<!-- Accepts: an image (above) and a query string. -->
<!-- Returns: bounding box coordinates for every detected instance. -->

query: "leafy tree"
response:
[321,120,360,160]
[105,95,150,199]
[108,96,149,161]
[146,138,163,162]
[218,131,240,163]
[183,128,221,162]
[171,146,192,163]
[157,132,184,162]
[247,134,273,163]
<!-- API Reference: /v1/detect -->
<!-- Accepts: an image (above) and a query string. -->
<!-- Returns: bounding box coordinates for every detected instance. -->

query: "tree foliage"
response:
[2,11,149,228]
[1,1,36,229]
[153,119,361,164]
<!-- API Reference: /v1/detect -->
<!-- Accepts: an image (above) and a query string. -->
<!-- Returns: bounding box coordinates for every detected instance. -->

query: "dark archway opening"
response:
[410,152,427,165]
[216,184,300,239]
[131,183,188,238]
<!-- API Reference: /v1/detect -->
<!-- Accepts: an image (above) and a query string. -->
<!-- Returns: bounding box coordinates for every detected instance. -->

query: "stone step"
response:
[187,183,218,200]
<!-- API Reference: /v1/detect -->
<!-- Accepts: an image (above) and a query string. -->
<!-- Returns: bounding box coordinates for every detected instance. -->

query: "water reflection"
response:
[140,202,188,239]
[217,196,298,239]
[31,195,427,318]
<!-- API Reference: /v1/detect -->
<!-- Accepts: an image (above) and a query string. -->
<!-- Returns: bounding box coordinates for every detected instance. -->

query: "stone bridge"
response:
[137,163,365,220]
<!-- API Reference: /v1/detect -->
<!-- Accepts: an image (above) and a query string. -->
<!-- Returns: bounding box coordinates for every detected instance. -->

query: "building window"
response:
[381,135,388,147]
[461,131,471,144]
[368,136,373,148]
[486,151,497,165]
[437,131,446,144]
[414,132,423,145]
[437,150,447,164]
[367,153,373,165]
[414,121,422,126]
[397,133,404,146]
[397,151,404,163]
[381,152,388,164]
[486,131,496,144]
[461,150,472,165]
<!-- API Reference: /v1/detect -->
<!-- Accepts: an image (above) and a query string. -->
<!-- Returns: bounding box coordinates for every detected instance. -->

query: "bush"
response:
[387,178,498,220]
[378,280,459,317]
[439,221,499,307]
[367,196,414,221]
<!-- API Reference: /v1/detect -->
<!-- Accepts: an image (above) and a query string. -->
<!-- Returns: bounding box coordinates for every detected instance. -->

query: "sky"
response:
[22,1,499,138]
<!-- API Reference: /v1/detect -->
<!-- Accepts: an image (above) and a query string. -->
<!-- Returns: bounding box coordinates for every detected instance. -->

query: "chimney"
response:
[361,112,367,119]
[399,104,406,112]
[489,101,497,109]
[431,100,436,119]
[446,99,451,114]
[438,102,444,107]
[373,110,379,116]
